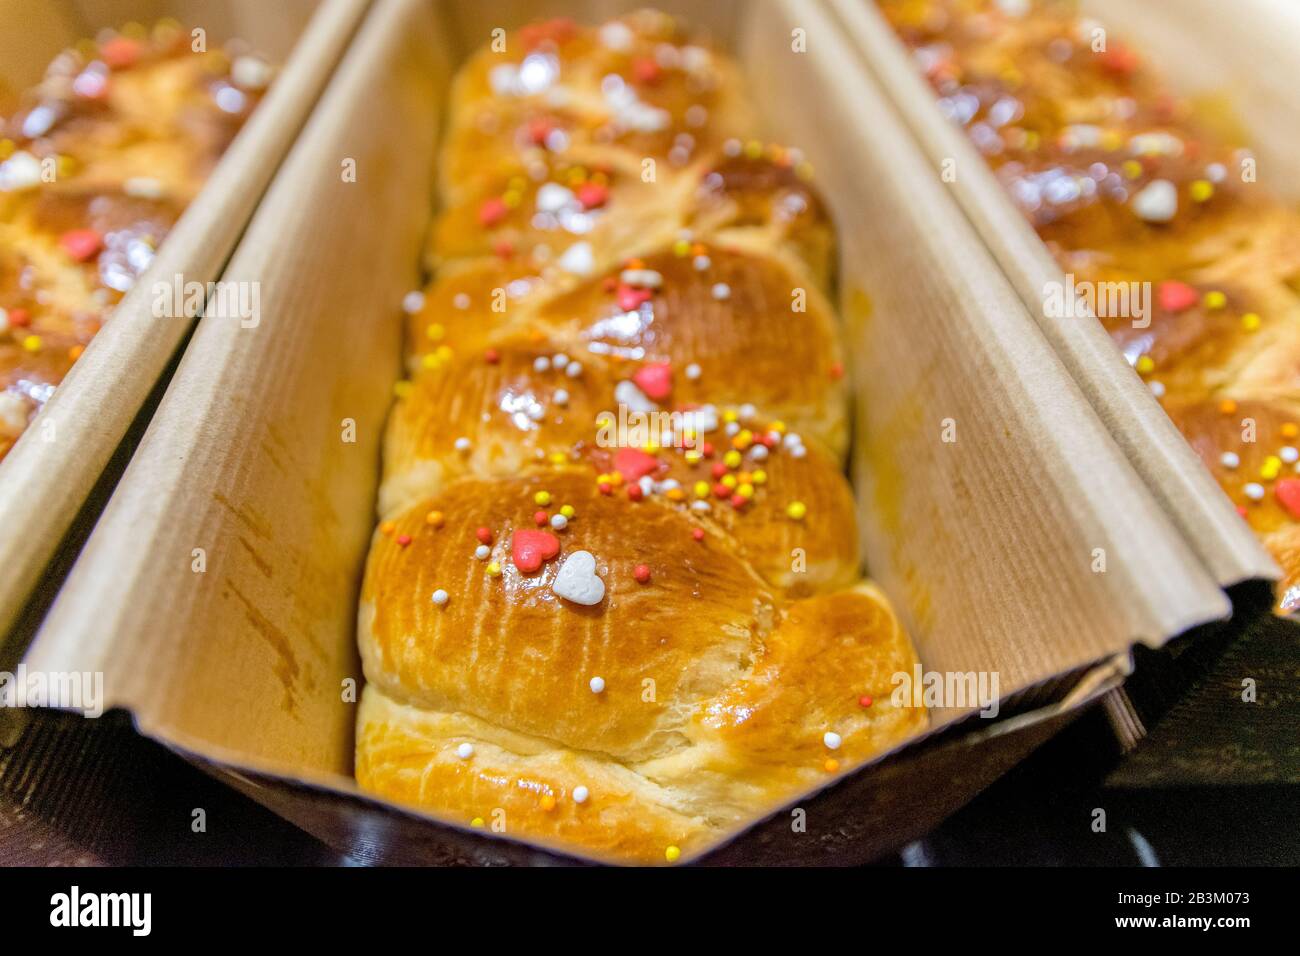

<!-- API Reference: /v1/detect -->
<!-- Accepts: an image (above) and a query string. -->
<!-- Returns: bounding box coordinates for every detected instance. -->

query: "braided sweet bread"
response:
[880,0,1300,612]
[0,21,272,459]
[355,10,926,865]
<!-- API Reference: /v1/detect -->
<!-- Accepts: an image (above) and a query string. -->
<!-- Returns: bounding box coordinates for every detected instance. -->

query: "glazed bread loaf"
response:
[0,21,272,459]
[356,10,926,865]
[880,0,1300,612]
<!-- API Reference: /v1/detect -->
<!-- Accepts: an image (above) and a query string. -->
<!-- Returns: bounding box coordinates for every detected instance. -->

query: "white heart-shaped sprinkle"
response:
[1131,179,1177,223]
[557,240,595,276]
[552,550,605,606]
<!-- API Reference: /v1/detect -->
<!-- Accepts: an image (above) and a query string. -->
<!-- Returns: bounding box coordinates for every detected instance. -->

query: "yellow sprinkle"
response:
[502,190,521,208]
[1242,312,1261,332]
[732,430,753,450]
[0,138,14,160]
[548,452,566,464]
[722,409,738,424]
[435,345,453,361]
[1189,179,1214,202]
[787,501,807,520]
[752,470,767,485]
[1203,290,1227,310]
[22,335,41,353]
[560,505,575,519]
[394,380,412,398]
[534,491,552,506]
[1122,159,1143,179]
[596,473,610,485]
[723,450,742,469]
[486,561,502,577]
[684,449,703,464]
[421,353,441,370]
[744,139,763,159]
[426,322,445,340]
[540,794,557,812]
[470,817,486,828]
[672,238,691,257]
[768,420,786,434]
[693,481,710,498]
[737,483,754,499]
[1261,456,1282,481]
[721,474,737,490]
[1135,355,1155,375]
[665,845,682,863]
[425,510,445,528]
[1100,129,1123,151]
[608,472,624,486]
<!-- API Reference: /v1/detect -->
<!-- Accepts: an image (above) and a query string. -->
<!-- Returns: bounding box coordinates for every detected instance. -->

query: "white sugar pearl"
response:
[1281,446,1299,464]
[431,589,449,606]
[685,363,701,381]
[553,388,569,406]
[1132,178,1178,223]
[572,785,589,804]
[566,362,583,378]
[1149,380,1166,398]
[823,731,842,750]
[1220,452,1241,469]
[475,544,491,560]
[790,445,807,460]
[1244,482,1265,501]
[454,437,471,452]
[711,283,731,301]
[693,255,711,271]
[589,676,606,694]
[553,353,569,368]
[740,403,756,419]
[402,290,425,314]
[750,445,769,461]
[457,743,474,760]
[533,356,551,372]
[550,514,568,530]
[453,293,471,310]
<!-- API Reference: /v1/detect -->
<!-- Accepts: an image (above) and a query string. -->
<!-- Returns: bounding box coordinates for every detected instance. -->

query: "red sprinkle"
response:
[633,564,652,584]
[8,308,31,328]
[396,534,412,547]
[100,36,143,70]
[729,493,747,510]
[691,527,705,542]
[478,197,508,227]
[493,239,515,259]
[1097,41,1139,76]
[511,529,560,573]
[1157,280,1198,313]
[533,510,549,526]
[576,182,609,209]
[710,462,727,479]
[616,284,653,312]
[632,362,672,401]
[526,116,554,145]
[598,482,613,495]
[858,695,873,708]
[614,447,660,482]
[59,229,103,262]
[484,348,500,365]
[829,361,845,381]
[475,526,493,545]
[1275,478,1300,519]
[631,57,662,85]
[627,484,644,502]
[712,483,730,499]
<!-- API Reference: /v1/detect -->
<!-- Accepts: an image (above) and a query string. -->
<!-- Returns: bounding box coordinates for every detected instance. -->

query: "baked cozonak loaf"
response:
[0,21,272,459]
[880,0,1300,612]
[356,10,926,865]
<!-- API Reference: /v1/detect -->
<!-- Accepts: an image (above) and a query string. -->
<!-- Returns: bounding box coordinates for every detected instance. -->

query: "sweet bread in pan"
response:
[0,22,272,459]
[881,0,1300,612]
[356,10,926,864]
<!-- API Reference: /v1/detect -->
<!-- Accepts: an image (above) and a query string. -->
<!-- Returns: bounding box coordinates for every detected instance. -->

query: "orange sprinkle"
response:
[540,794,557,812]
[824,758,840,773]
[380,520,396,536]
[1282,423,1299,440]
[1218,399,1238,415]
[425,510,445,528]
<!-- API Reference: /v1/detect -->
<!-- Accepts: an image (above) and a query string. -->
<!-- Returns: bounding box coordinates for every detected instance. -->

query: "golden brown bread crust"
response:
[0,22,271,459]
[882,0,1300,612]
[357,10,926,863]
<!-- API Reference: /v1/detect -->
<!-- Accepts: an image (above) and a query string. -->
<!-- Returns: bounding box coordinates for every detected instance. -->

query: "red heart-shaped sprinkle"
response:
[511,529,560,573]
[101,36,142,70]
[632,362,672,401]
[614,448,661,482]
[1157,280,1198,313]
[632,57,662,85]
[59,229,103,262]
[616,283,653,312]
[1275,478,1300,519]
